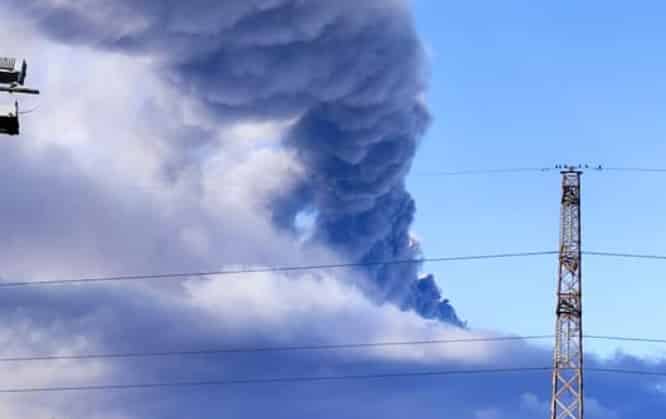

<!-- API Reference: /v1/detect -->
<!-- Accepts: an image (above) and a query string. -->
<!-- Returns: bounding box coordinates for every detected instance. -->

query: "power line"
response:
[602,167,666,173]
[590,368,666,377]
[1,334,663,364]
[0,251,558,288]
[0,367,662,394]
[0,367,552,393]
[586,335,666,344]
[0,335,554,363]
[414,168,554,176]
[584,251,666,261]
[413,165,666,177]
[1,249,664,289]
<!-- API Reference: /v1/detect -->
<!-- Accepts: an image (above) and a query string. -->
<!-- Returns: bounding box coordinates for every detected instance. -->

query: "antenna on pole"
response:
[0,56,40,136]
[550,165,584,419]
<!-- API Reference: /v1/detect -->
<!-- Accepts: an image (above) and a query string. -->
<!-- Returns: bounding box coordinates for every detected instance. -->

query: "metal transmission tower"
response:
[550,166,584,419]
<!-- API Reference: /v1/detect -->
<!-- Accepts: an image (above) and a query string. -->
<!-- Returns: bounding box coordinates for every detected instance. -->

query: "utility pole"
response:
[0,56,40,136]
[550,166,584,419]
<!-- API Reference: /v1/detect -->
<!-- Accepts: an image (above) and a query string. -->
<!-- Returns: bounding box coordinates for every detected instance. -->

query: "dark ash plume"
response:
[15,0,463,326]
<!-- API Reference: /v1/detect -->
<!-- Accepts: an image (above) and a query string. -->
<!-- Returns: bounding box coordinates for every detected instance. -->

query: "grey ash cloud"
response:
[14,0,461,324]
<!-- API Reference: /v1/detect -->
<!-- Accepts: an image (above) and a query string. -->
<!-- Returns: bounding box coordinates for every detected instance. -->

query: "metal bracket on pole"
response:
[0,85,40,95]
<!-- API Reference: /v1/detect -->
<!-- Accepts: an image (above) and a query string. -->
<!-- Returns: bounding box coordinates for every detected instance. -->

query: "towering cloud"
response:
[15,0,462,325]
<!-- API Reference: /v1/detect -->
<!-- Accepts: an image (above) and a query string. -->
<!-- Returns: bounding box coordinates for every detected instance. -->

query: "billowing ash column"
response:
[15,0,463,326]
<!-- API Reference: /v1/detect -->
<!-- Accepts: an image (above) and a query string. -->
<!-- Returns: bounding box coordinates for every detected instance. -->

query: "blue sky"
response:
[409,0,666,357]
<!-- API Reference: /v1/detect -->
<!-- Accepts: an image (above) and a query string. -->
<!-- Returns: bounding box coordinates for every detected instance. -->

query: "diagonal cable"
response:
[0,251,558,288]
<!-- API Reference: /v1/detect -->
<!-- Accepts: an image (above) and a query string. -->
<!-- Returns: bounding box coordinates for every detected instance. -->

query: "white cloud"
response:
[184,271,496,364]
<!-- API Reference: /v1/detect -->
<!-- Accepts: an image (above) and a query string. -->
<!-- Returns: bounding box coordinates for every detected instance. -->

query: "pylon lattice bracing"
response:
[550,169,584,419]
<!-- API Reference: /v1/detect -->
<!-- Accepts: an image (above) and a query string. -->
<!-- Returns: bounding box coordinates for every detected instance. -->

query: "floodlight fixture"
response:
[0,101,19,136]
[0,57,28,86]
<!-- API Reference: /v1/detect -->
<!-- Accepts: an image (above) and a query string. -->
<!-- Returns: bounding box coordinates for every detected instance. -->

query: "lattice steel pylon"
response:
[550,167,584,419]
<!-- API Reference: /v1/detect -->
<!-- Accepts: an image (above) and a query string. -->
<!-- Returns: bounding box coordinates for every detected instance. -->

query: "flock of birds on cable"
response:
[0,56,40,136]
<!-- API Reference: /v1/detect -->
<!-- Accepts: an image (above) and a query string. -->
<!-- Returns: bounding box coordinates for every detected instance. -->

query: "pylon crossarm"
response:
[0,85,40,95]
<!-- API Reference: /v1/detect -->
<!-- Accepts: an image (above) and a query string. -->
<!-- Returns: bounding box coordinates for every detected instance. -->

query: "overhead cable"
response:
[414,168,554,176]
[1,334,664,364]
[413,165,666,177]
[602,167,666,173]
[0,251,558,288]
[0,367,663,394]
[0,367,552,393]
[584,251,666,261]
[2,250,665,289]
[586,335,666,344]
[0,335,554,363]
